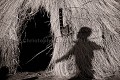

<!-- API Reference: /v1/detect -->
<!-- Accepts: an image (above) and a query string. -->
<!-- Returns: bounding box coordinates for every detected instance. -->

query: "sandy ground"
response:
[7,71,120,80]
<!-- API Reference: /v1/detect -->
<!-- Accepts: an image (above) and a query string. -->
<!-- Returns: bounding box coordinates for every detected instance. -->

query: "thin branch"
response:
[25,44,53,64]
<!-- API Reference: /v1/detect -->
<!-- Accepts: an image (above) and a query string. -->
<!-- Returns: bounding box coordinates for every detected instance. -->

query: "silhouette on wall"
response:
[56,27,102,80]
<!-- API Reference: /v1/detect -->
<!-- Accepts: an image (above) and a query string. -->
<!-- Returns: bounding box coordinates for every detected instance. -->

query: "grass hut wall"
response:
[0,0,120,79]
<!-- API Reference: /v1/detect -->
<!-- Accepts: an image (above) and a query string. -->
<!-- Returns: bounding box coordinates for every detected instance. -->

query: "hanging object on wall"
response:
[59,8,73,36]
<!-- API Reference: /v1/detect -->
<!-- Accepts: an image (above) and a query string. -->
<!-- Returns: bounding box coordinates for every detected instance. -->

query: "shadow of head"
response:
[77,27,92,40]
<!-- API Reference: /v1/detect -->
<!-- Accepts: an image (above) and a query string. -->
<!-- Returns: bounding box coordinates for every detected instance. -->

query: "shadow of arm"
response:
[55,51,73,63]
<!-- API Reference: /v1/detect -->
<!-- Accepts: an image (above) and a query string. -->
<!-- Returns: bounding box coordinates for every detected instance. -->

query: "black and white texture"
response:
[0,0,120,80]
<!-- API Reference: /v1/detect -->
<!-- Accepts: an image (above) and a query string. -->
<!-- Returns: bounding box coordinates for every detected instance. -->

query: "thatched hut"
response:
[0,0,120,79]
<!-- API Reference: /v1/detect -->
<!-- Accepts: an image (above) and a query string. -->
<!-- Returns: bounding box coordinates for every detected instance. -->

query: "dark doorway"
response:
[18,8,53,72]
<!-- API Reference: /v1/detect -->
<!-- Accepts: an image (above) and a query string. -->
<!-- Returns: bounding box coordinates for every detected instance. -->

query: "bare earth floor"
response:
[7,71,120,80]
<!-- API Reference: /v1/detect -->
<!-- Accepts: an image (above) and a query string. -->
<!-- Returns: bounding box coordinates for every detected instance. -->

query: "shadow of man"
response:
[56,27,102,80]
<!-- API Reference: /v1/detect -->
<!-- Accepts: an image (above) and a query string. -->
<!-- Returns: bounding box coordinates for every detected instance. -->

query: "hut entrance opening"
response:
[18,8,53,72]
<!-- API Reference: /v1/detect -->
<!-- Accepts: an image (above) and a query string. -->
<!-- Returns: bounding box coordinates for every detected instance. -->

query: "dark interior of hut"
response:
[17,8,53,72]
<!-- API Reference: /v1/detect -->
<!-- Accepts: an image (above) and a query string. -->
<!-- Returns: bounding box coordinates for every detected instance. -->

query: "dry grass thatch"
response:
[0,0,120,80]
